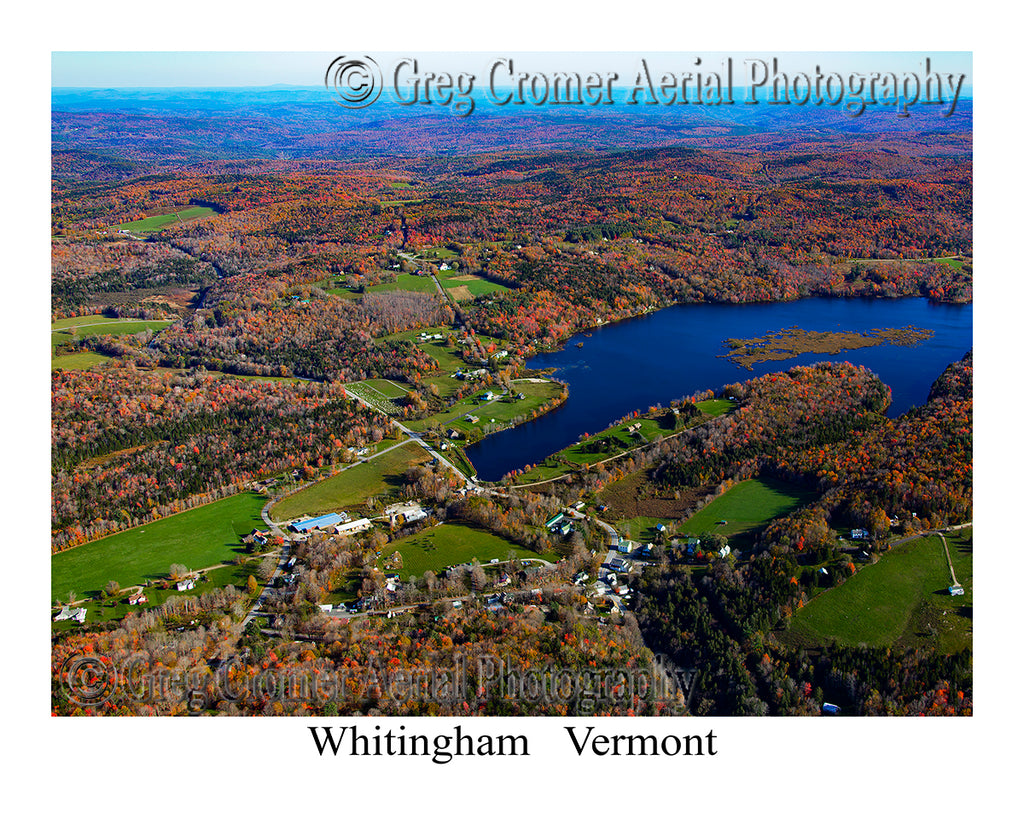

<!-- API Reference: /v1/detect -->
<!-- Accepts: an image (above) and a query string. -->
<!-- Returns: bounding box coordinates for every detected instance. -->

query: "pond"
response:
[465,297,972,481]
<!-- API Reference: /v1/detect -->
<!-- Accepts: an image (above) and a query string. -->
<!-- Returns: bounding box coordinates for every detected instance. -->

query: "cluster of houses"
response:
[417,331,446,342]
[545,512,575,538]
[454,368,488,381]
[243,528,271,549]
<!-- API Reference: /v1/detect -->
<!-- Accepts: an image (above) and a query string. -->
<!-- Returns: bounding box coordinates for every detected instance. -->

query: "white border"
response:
[12,2,1016,815]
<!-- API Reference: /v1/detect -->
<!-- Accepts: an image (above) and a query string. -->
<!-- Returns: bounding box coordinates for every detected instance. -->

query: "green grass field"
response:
[418,341,467,373]
[51,351,115,370]
[411,380,561,434]
[698,399,734,417]
[218,373,303,384]
[51,492,268,603]
[681,477,817,548]
[365,273,439,295]
[270,443,431,521]
[512,399,732,484]
[112,206,214,233]
[379,328,504,402]
[326,286,363,299]
[358,378,410,399]
[382,327,503,375]
[425,246,458,259]
[438,273,509,299]
[613,515,678,543]
[785,528,973,652]
[443,445,477,479]
[378,522,553,580]
[421,374,464,399]
[56,561,262,627]
[51,318,175,351]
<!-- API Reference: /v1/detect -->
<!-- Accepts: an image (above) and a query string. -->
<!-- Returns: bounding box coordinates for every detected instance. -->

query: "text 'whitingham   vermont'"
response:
[308,725,719,763]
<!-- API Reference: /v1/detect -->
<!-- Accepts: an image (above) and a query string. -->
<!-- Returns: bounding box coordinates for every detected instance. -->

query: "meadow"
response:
[270,443,431,521]
[680,476,817,548]
[515,399,732,484]
[408,379,562,434]
[365,273,439,295]
[438,272,509,300]
[55,562,261,627]
[112,206,215,233]
[784,528,973,652]
[51,351,115,370]
[378,522,554,580]
[52,317,175,348]
[51,492,267,602]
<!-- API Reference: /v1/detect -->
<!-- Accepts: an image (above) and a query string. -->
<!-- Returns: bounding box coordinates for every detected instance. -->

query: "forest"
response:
[51,366,395,550]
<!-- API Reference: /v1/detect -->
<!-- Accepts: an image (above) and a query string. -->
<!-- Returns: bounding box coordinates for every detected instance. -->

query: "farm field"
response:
[112,206,215,233]
[784,528,973,652]
[378,522,555,580]
[680,477,817,548]
[438,272,509,300]
[270,442,431,521]
[50,492,268,603]
[345,378,410,415]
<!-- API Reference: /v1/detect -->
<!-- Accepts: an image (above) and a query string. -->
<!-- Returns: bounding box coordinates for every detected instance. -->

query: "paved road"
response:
[241,539,291,628]
[344,389,479,491]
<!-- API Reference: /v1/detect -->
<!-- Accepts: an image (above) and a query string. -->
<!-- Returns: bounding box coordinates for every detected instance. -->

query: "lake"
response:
[465,296,972,481]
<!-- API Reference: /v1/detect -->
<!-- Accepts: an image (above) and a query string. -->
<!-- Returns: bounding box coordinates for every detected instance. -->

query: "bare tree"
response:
[258,556,277,581]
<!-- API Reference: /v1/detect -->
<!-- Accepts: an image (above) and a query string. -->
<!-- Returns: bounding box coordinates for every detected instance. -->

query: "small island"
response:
[721,325,935,369]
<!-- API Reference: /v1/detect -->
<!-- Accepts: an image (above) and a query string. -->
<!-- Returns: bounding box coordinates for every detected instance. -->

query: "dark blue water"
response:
[465,297,972,481]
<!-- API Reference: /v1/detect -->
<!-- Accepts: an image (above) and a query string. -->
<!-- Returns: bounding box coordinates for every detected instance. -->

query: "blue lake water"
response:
[465,297,972,481]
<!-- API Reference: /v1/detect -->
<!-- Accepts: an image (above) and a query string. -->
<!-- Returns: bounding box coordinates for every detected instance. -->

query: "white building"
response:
[334,518,373,536]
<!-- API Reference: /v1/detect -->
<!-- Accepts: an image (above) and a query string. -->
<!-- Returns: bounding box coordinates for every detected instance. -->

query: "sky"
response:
[52,51,972,91]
